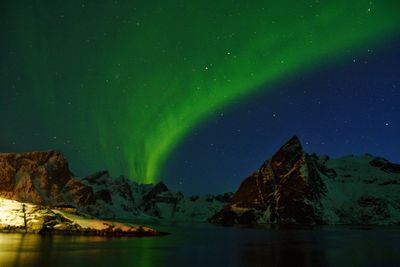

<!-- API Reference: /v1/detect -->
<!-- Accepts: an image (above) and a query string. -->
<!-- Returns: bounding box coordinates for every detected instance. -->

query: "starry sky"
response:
[1,1,399,194]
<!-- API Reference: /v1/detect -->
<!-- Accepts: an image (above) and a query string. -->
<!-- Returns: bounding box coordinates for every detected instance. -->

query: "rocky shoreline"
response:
[0,197,164,237]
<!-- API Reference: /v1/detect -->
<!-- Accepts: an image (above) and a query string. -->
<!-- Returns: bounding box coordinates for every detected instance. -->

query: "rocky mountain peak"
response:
[271,135,307,179]
[279,135,302,151]
[211,136,325,225]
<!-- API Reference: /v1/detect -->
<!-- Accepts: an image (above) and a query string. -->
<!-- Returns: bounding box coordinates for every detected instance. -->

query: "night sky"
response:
[1,1,399,195]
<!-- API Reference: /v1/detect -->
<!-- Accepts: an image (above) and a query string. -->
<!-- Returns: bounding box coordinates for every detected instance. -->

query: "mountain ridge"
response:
[1,136,400,226]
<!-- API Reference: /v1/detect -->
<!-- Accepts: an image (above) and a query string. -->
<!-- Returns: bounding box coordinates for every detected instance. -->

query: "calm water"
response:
[0,224,399,267]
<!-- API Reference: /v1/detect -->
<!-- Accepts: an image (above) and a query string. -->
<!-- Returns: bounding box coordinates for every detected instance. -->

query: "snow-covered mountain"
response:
[211,136,400,226]
[0,151,231,222]
[2,137,399,227]
[80,170,232,221]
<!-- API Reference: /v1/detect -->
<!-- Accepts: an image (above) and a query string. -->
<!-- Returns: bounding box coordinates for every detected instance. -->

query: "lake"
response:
[0,224,399,267]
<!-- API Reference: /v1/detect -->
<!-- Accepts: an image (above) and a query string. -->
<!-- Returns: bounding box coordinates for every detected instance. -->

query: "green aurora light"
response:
[5,0,400,183]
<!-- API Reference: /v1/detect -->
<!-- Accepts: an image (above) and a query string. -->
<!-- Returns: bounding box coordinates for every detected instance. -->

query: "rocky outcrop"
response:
[0,151,95,207]
[0,197,163,236]
[62,179,96,206]
[211,136,326,225]
[0,151,71,204]
[211,136,400,226]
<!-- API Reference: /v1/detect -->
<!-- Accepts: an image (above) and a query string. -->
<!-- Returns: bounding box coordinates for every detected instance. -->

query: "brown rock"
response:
[62,179,95,206]
[0,150,94,207]
[211,136,326,226]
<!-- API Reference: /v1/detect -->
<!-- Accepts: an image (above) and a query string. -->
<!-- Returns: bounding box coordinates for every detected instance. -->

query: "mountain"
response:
[210,136,400,226]
[0,151,95,206]
[0,151,231,222]
[80,170,232,221]
[3,138,399,227]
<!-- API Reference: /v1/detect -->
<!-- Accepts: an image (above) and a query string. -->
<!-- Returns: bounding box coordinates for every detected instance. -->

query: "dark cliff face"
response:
[211,136,326,226]
[0,151,94,206]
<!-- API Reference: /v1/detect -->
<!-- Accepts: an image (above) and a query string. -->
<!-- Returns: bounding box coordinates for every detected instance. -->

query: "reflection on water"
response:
[0,225,400,267]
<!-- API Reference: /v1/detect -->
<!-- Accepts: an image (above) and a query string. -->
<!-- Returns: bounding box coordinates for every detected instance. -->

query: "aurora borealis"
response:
[2,1,400,186]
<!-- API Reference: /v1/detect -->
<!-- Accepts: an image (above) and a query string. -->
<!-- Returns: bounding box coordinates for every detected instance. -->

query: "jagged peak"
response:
[271,135,305,164]
[280,135,303,151]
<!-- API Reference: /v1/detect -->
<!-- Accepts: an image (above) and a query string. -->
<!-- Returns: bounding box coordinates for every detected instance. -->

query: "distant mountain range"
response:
[1,136,399,229]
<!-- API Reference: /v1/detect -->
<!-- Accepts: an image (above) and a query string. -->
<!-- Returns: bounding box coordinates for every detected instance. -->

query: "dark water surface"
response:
[0,224,399,267]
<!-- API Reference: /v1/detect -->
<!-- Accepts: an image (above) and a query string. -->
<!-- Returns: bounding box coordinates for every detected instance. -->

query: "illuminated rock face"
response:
[0,151,95,206]
[0,197,162,236]
[211,137,400,226]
